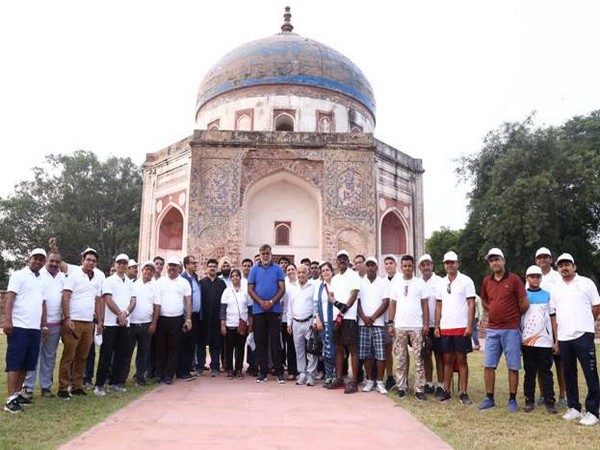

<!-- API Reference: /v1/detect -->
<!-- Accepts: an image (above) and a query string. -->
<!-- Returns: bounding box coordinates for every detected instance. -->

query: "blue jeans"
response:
[484,328,521,370]
[24,325,61,391]
[559,332,600,417]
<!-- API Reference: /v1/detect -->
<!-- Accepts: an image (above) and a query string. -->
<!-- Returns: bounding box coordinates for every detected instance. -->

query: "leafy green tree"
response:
[0,253,10,290]
[457,111,600,283]
[0,151,142,272]
[425,227,463,276]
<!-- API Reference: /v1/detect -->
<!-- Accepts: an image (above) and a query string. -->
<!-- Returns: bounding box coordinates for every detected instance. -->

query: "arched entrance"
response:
[244,171,321,262]
[380,210,408,260]
[157,206,184,256]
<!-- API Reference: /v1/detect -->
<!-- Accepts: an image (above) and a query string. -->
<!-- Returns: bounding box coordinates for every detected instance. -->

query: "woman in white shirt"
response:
[220,269,251,379]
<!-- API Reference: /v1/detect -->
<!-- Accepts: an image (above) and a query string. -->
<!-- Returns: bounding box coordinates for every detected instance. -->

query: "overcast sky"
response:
[1,0,599,237]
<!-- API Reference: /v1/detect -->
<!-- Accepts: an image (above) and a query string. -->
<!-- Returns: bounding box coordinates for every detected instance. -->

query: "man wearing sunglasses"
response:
[434,251,476,405]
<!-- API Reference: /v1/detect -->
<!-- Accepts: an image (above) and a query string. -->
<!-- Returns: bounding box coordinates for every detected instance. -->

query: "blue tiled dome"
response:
[196,32,376,117]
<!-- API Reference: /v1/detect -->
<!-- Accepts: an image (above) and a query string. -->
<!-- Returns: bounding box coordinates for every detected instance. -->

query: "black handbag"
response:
[306,328,323,356]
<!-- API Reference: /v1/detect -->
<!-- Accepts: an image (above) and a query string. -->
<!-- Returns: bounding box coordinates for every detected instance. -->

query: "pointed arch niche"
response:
[157,206,184,251]
[380,210,408,258]
[244,171,321,261]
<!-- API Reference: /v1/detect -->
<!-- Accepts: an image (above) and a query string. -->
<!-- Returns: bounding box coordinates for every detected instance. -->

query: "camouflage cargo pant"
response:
[393,329,425,393]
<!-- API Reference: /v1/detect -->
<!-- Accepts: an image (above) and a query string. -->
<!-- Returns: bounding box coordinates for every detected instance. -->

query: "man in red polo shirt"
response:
[479,248,529,412]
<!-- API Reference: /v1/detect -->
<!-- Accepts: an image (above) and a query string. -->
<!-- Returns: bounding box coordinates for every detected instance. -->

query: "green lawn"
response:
[0,335,154,450]
[393,347,600,449]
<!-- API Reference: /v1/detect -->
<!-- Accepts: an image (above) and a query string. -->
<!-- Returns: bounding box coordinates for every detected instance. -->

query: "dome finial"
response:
[280,6,294,33]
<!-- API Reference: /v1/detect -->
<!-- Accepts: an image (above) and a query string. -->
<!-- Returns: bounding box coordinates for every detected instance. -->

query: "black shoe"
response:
[385,376,396,391]
[57,390,71,400]
[70,388,87,396]
[256,375,267,383]
[163,378,173,385]
[134,378,147,387]
[397,390,406,399]
[277,375,286,385]
[459,393,472,405]
[415,392,427,401]
[4,398,22,414]
[16,394,33,406]
[438,389,452,402]
[435,386,444,398]
[424,384,435,394]
[41,389,55,398]
[546,403,558,414]
[523,402,534,413]
[154,377,163,384]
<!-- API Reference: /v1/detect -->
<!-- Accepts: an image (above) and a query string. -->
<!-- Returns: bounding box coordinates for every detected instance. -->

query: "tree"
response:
[0,253,10,290]
[0,151,142,272]
[457,111,600,283]
[425,227,463,276]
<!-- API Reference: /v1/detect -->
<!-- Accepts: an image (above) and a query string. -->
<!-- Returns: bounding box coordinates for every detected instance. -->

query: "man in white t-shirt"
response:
[3,248,47,413]
[418,254,444,397]
[94,254,136,396]
[533,246,566,408]
[23,251,65,399]
[382,255,400,391]
[387,255,429,400]
[58,248,103,400]
[357,257,389,394]
[153,257,192,384]
[329,250,361,394]
[550,253,600,426]
[125,261,159,386]
[434,251,476,405]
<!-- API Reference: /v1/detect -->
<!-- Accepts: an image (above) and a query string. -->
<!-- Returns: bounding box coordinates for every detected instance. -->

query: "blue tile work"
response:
[197,33,376,115]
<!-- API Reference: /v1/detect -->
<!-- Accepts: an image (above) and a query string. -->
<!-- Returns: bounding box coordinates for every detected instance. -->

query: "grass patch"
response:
[0,335,154,450]
[392,347,600,449]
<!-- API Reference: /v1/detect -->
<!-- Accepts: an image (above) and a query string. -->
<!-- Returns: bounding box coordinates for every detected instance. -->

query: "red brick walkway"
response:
[60,375,450,449]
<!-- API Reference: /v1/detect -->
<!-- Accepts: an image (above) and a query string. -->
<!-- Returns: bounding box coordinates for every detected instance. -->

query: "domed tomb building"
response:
[138,8,424,266]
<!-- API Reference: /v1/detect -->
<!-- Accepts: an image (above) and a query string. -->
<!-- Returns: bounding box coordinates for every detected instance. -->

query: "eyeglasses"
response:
[447,283,452,294]
[403,285,408,297]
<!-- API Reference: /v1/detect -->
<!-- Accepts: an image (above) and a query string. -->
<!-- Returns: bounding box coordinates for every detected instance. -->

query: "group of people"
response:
[3,242,600,428]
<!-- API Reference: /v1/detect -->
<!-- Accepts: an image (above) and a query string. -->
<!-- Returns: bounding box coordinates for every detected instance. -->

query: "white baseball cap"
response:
[141,260,156,270]
[535,247,552,258]
[29,248,47,258]
[166,256,181,266]
[486,248,505,260]
[526,265,543,276]
[336,250,350,259]
[383,254,397,263]
[365,257,378,266]
[128,259,138,268]
[442,251,458,262]
[418,254,433,265]
[556,253,575,264]
[115,253,129,263]
[81,247,99,258]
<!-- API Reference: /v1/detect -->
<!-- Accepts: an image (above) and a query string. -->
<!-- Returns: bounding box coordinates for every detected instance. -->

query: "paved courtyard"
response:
[60,375,450,449]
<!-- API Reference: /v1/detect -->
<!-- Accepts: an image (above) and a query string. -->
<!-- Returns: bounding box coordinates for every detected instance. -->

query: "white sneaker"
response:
[375,381,388,394]
[296,374,307,385]
[579,411,599,426]
[94,387,106,397]
[306,376,315,386]
[563,408,583,421]
[362,380,375,392]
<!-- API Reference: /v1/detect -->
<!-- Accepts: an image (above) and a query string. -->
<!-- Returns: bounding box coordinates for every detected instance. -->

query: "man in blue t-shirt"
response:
[248,244,286,383]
